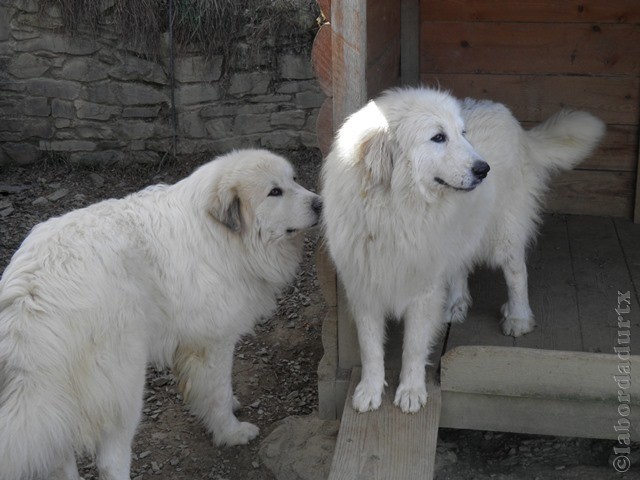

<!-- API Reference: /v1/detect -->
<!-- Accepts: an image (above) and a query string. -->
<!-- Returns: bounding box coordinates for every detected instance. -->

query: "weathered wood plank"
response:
[440,391,637,440]
[366,35,401,98]
[366,0,401,64]
[401,0,420,85]
[441,345,640,400]
[446,268,514,351]
[420,23,640,76]
[546,169,635,218]
[316,98,334,157]
[613,218,640,317]
[514,215,583,351]
[331,0,367,127]
[567,215,639,354]
[311,23,333,96]
[328,368,441,480]
[635,138,640,223]
[421,0,640,24]
[420,74,639,125]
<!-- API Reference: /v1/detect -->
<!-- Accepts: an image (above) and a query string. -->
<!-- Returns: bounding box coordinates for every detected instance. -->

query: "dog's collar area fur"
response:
[434,177,478,192]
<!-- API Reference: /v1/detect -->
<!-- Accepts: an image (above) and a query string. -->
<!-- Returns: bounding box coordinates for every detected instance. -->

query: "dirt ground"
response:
[1,147,638,479]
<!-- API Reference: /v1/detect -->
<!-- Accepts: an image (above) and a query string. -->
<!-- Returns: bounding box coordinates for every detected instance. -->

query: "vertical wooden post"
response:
[401,0,420,86]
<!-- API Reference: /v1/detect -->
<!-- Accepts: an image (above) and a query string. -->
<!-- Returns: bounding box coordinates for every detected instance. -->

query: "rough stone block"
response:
[111,83,168,106]
[27,78,79,100]
[234,114,271,135]
[109,57,168,85]
[119,121,155,140]
[175,83,220,106]
[228,72,272,96]
[75,100,120,121]
[69,150,124,165]
[205,118,233,138]
[175,56,223,83]
[261,131,300,150]
[40,140,96,152]
[24,96,49,117]
[295,91,326,109]
[0,6,10,41]
[8,53,50,78]
[60,58,109,82]
[51,99,75,119]
[280,54,314,80]
[122,106,161,118]
[15,32,99,55]
[2,142,41,164]
[270,110,306,129]
[178,111,207,138]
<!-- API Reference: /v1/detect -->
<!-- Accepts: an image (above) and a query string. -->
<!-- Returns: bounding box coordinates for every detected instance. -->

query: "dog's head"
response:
[205,150,322,242]
[346,87,489,203]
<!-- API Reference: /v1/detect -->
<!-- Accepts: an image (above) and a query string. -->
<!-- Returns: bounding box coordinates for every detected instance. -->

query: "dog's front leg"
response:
[173,343,259,446]
[500,247,535,337]
[395,284,446,413]
[352,308,387,412]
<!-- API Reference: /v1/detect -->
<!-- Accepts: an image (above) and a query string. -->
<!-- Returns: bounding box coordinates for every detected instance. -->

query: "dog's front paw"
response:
[352,379,384,412]
[501,305,536,337]
[394,383,428,413]
[215,421,260,446]
[446,297,470,324]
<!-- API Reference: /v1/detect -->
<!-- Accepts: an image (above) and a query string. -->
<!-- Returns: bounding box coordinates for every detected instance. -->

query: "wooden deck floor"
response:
[446,214,640,355]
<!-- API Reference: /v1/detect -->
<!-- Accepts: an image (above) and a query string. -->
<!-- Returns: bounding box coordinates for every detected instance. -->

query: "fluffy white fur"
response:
[321,87,605,414]
[0,149,322,480]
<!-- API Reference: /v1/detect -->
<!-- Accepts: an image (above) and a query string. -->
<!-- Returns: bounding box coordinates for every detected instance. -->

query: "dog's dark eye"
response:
[431,133,447,143]
[268,188,283,197]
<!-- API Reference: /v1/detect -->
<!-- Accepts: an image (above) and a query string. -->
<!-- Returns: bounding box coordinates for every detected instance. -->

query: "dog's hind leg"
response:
[95,360,145,480]
[351,308,387,413]
[395,283,446,413]
[50,451,81,480]
[445,268,471,323]
[500,247,536,337]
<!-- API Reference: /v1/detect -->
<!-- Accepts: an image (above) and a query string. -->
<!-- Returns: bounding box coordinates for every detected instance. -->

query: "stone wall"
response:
[0,0,324,165]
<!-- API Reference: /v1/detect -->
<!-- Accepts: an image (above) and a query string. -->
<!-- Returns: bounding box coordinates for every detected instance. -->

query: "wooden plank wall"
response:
[366,0,402,98]
[419,0,640,218]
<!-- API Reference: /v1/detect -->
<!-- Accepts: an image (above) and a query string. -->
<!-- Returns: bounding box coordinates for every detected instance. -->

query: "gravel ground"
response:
[1,147,639,480]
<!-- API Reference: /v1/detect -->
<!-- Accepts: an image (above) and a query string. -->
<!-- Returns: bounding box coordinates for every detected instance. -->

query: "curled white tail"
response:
[525,110,606,172]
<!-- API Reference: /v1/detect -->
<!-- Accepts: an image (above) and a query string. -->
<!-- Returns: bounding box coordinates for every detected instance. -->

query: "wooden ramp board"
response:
[328,368,441,480]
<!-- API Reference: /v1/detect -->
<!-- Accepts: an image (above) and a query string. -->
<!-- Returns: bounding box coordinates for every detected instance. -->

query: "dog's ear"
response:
[358,127,394,187]
[209,184,243,233]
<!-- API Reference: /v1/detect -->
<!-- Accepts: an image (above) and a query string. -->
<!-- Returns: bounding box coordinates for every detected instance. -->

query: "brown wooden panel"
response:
[316,98,334,157]
[420,73,639,125]
[546,169,635,217]
[318,0,331,20]
[421,0,640,23]
[312,23,333,96]
[420,22,640,76]
[367,0,401,64]
[366,36,401,98]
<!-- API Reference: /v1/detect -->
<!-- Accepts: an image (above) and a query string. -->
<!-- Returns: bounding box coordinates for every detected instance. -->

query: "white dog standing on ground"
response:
[321,87,605,414]
[0,149,322,480]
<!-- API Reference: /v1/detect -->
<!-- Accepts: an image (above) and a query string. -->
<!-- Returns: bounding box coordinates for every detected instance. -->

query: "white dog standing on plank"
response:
[321,87,605,413]
[0,149,322,480]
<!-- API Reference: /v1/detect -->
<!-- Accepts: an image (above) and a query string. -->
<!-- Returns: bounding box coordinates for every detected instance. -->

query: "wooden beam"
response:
[400,0,420,85]
[328,368,441,480]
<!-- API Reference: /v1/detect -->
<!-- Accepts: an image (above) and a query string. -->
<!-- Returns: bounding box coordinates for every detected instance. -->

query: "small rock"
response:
[252,461,260,469]
[47,188,69,202]
[32,197,48,206]
[0,200,11,210]
[0,206,14,217]
[89,173,105,188]
[139,450,152,459]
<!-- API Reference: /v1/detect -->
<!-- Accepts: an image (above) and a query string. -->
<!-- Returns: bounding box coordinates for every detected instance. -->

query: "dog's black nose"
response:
[311,197,323,215]
[472,160,490,180]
